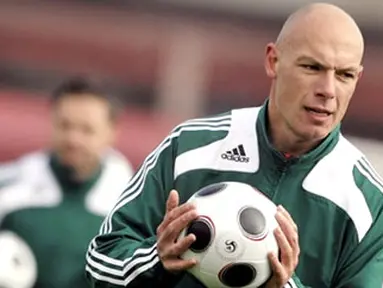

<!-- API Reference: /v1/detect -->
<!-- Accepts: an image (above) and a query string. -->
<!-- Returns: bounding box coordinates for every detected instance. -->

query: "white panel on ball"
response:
[178,181,279,288]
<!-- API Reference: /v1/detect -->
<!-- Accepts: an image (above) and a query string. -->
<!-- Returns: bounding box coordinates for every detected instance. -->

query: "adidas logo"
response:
[221,144,250,163]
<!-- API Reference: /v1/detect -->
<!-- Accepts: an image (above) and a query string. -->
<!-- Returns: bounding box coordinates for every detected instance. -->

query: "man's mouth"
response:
[304,107,332,116]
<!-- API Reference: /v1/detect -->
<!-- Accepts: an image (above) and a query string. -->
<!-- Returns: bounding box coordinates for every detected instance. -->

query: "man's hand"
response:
[265,205,300,288]
[156,190,198,272]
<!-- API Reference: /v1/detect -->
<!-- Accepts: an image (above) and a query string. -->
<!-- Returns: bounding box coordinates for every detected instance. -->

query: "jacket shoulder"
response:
[303,135,383,242]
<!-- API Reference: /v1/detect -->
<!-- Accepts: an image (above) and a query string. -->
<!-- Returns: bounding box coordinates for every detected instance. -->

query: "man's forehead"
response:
[277,4,364,53]
[290,33,363,67]
[277,5,364,69]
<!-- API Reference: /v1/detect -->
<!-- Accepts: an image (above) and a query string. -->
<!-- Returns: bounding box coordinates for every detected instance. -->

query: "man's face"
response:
[265,32,363,142]
[51,94,115,171]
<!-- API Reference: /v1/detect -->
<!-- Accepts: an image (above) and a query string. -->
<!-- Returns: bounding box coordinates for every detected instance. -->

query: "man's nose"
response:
[315,71,336,99]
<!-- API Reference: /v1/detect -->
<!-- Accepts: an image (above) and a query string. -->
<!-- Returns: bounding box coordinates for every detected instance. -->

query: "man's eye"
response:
[336,71,356,80]
[301,64,320,71]
[343,72,355,79]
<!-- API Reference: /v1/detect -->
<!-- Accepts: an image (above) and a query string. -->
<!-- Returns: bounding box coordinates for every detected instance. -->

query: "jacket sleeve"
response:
[85,127,184,287]
[331,163,383,288]
[283,167,383,288]
[332,209,383,287]
[282,222,383,288]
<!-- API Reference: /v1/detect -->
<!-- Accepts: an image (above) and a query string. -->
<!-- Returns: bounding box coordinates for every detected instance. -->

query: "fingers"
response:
[268,252,289,286]
[163,258,198,272]
[265,206,300,287]
[157,202,196,236]
[157,190,195,236]
[162,234,196,258]
[274,227,294,268]
[157,227,198,273]
[276,206,300,259]
[166,190,179,213]
[157,189,200,273]
[166,203,196,228]
[158,193,199,273]
[160,209,198,241]
[160,236,198,272]
[278,205,298,232]
[272,206,300,274]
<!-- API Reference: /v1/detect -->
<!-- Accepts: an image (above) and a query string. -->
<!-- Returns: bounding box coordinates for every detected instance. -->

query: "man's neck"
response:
[51,154,102,185]
[266,102,322,157]
[270,128,321,157]
[71,162,102,182]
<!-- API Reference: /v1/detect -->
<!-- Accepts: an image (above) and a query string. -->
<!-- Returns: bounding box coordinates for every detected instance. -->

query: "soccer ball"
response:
[178,182,279,288]
[0,231,37,288]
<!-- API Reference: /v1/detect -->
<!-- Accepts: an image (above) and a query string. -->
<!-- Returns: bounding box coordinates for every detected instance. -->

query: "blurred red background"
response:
[0,1,382,169]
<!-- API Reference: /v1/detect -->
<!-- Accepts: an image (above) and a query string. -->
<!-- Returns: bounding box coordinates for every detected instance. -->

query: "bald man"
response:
[85,3,383,288]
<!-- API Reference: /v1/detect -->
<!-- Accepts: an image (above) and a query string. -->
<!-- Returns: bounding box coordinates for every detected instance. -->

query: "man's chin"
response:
[59,157,84,169]
[297,126,331,143]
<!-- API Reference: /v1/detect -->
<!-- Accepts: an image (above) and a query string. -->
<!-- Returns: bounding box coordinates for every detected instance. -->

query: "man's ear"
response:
[265,43,279,79]
[357,65,364,80]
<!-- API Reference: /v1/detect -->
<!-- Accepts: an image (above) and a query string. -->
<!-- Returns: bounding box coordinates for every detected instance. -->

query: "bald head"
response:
[276,3,364,61]
[264,3,365,155]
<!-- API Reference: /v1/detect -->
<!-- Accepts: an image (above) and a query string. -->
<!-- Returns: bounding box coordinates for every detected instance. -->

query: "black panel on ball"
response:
[239,207,266,237]
[186,218,212,252]
[219,263,256,287]
[195,182,227,197]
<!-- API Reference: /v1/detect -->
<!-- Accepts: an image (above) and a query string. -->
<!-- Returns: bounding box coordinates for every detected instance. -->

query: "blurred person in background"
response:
[0,77,134,288]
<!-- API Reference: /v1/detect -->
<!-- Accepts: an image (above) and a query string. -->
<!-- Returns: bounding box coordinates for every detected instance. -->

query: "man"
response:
[0,77,134,288]
[85,3,383,288]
